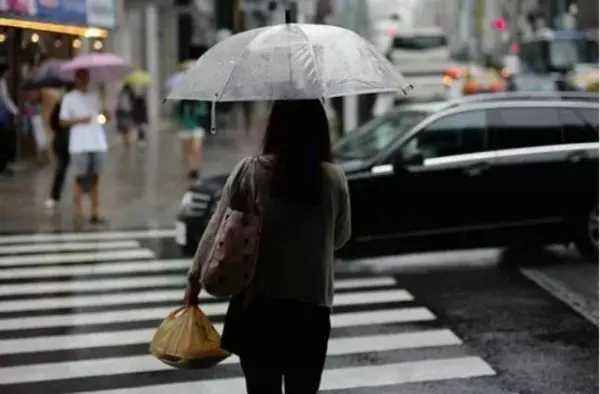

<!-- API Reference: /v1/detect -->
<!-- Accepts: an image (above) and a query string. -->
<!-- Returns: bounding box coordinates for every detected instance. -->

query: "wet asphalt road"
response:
[0,120,597,394]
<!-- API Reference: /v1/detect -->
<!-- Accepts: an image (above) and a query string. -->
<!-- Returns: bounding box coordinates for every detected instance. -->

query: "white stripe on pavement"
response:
[0,249,155,266]
[0,331,465,384]
[67,357,495,393]
[0,259,189,280]
[0,240,141,255]
[0,281,406,313]
[0,308,447,353]
[0,229,177,245]
[0,275,395,297]
[0,289,413,330]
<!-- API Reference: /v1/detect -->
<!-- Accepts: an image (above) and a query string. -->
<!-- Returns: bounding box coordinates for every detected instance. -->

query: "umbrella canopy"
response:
[22,60,73,89]
[124,69,152,87]
[61,53,133,85]
[164,71,185,90]
[166,23,411,102]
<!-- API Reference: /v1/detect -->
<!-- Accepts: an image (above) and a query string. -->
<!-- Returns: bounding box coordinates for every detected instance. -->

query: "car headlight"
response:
[181,191,193,206]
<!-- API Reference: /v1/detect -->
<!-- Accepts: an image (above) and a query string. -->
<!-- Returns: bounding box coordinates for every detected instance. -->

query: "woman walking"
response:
[45,83,74,209]
[116,83,134,148]
[175,99,208,179]
[130,85,148,144]
[184,99,352,394]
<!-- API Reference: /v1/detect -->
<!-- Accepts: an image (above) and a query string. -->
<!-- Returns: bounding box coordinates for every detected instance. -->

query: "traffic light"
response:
[493,18,506,30]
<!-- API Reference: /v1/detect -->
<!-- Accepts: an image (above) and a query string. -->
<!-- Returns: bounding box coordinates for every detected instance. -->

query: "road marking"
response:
[522,268,599,327]
[64,357,494,393]
[0,240,140,255]
[0,249,155,266]
[0,289,414,330]
[0,229,177,245]
[0,331,466,384]
[0,258,190,280]
[0,275,396,297]
[0,285,411,313]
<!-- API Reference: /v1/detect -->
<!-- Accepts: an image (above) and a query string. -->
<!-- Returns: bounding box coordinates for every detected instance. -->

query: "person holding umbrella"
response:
[59,53,132,224]
[45,82,75,210]
[176,8,411,393]
[59,69,109,223]
[122,70,151,145]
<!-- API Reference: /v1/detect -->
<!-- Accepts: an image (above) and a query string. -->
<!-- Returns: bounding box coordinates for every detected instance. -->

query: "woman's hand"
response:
[183,289,199,307]
[184,278,201,307]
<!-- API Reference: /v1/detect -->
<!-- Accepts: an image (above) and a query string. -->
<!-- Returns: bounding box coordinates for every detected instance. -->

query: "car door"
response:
[364,108,495,242]
[558,105,599,213]
[486,105,567,225]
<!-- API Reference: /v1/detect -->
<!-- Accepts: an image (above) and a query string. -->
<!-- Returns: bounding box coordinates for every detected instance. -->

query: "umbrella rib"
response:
[214,43,252,102]
[295,26,327,98]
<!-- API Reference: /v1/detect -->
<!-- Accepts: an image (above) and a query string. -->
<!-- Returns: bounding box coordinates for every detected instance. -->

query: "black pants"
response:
[222,294,331,394]
[0,122,16,171]
[50,152,70,201]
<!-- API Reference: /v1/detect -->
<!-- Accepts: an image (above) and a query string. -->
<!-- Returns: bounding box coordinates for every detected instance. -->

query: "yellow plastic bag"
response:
[150,306,230,369]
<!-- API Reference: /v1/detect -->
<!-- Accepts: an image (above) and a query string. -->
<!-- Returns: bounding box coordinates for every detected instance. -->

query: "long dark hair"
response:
[262,99,332,207]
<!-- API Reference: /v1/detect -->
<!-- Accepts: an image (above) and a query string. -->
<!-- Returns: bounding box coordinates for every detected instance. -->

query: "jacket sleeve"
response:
[187,157,251,285]
[334,168,352,250]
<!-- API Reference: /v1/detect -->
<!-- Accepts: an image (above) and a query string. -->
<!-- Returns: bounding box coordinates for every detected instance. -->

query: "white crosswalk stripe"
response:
[0,229,510,394]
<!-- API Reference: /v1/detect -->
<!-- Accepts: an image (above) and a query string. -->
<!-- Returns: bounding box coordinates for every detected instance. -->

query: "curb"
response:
[521,268,599,327]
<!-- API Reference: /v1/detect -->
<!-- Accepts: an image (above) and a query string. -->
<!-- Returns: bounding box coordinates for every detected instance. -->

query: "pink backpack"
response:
[200,159,262,297]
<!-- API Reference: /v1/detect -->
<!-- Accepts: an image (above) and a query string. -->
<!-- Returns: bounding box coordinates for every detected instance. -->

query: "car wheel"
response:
[573,203,599,262]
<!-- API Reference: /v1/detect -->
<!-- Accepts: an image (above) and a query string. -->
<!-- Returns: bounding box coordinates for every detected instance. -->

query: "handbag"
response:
[200,158,262,297]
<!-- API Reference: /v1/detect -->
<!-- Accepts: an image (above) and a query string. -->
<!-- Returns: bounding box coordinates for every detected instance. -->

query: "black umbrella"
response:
[22,60,73,90]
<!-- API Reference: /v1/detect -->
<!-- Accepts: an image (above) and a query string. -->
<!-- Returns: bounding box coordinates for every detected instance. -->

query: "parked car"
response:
[175,97,599,260]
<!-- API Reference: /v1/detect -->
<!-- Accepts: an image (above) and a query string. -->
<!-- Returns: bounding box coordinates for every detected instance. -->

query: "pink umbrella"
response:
[61,53,133,85]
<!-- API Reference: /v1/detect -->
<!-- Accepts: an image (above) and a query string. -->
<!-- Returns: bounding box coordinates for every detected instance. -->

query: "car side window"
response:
[559,108,599,143]
[401,110,488,160]
[489,107,563,150]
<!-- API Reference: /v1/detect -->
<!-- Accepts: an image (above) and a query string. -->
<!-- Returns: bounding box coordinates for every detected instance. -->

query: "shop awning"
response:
[0,18,108,38]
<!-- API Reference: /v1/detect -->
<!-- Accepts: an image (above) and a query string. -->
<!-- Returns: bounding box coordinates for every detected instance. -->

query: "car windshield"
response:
[333,110,429,161]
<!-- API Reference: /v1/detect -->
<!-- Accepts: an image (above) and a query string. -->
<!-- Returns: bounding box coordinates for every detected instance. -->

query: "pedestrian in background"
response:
[39,55,62,165]
[175,99,208,180]
[130,84,148,144]
[116,82,134,148]
[0,62,19,176]
[184,99,352,394]
[59,69,110,224]
[23,89,50,163]
[45,83,74,209]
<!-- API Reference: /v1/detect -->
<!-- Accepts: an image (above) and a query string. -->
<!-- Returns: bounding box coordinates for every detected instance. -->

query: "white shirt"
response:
[59,89,108,154]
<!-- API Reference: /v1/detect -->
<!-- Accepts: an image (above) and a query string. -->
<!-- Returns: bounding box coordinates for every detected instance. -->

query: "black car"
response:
[175,96,599,260]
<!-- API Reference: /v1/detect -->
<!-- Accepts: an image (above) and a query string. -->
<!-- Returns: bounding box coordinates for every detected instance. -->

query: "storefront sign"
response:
[0,0,35,16]
[85,0,115,29]
[34,0,86,25]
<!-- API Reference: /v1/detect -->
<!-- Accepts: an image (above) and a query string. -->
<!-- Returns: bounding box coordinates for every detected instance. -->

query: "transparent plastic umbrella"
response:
[166,23,412,103]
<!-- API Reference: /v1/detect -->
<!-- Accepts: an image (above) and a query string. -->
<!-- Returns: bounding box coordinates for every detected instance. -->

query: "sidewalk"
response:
[0,116,261,234]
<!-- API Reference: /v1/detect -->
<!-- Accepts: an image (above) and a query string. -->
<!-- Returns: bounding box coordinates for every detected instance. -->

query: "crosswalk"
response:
[0,229,513,394]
